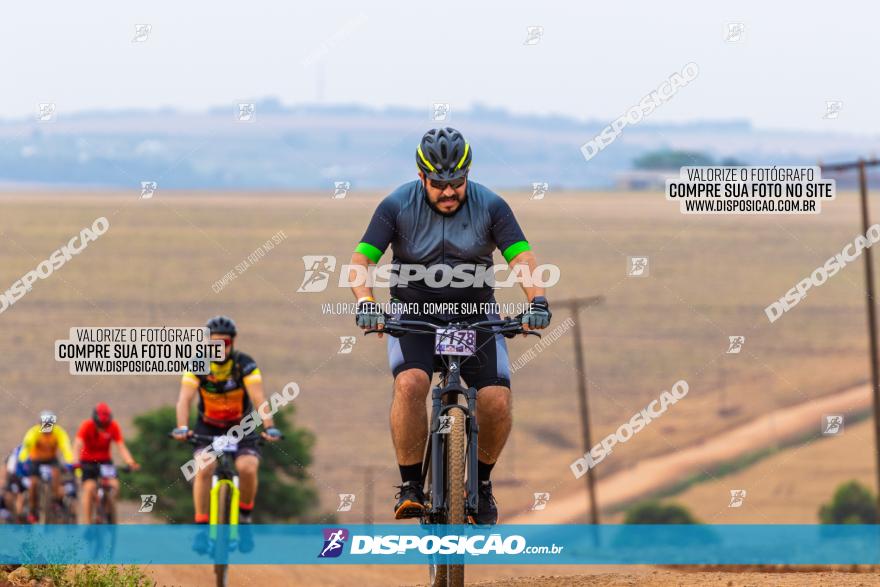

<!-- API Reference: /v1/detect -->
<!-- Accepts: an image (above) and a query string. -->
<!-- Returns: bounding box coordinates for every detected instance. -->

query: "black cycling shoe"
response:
[469,481,498,526]
[394,481,426,520]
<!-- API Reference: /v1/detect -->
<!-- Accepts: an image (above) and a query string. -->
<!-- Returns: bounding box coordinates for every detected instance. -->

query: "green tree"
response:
[819,480,878,524]
[624,500,699,524]
[119,406,319,522]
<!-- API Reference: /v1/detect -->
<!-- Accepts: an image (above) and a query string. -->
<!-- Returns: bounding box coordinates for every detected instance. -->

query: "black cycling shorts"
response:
[80,461,115,482]
[193,421,261,459]
[6,475,25,494]
[386,312,511,390]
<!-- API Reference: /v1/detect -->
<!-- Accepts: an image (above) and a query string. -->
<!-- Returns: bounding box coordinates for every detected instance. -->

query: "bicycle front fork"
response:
[428,384,480,519]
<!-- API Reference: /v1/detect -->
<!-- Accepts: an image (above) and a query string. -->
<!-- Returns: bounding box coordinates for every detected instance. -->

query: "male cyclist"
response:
[73,402,140,523]
[18,410,75,524]
[351,128,552,524]
[172,316,281,524]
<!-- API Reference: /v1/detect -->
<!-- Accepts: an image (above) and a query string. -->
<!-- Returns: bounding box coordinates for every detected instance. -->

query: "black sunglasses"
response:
[428,176,467,191]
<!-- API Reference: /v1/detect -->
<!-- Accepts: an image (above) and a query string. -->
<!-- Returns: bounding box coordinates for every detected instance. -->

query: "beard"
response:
[426,191,466,217]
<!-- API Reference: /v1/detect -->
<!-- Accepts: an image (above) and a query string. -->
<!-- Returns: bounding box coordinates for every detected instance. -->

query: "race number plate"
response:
[99,463,117,478]
[435,329,477,356]
[212,437,239,453]
[39,464,54,481]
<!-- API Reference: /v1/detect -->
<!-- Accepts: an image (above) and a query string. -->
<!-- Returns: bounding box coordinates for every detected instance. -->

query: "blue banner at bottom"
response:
[1,524,879,565]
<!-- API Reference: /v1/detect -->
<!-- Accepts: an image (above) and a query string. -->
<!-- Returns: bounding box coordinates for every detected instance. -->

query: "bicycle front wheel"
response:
[444,405,467,587]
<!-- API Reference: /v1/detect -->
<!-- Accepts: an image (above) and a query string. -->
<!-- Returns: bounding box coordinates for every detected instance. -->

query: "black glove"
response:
[355,298,385,329]
[521,296,552,329]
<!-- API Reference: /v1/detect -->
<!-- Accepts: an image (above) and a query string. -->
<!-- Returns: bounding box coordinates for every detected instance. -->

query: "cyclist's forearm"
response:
[117,441,136,466]
[72,438,83,461]
[246,381,274,428]
[509,250,545,301]
[349,252,374,301]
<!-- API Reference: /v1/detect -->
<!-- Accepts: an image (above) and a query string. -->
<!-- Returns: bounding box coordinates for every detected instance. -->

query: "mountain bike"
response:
[171,432,279,587]
[25,463,77,524]
[366,316,538,587]
[86,463,132,524]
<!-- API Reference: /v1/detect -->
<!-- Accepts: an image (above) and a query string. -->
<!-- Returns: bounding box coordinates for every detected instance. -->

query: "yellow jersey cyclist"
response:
[172,316,281,524]
[352,128,552,525]
[19,410,75,524]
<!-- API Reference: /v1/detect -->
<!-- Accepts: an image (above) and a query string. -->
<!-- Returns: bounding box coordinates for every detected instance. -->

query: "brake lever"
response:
[364,328,405,338]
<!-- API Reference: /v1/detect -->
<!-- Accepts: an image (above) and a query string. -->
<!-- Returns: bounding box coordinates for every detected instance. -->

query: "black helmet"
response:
[206,315,237,337]
[416,127,472,181]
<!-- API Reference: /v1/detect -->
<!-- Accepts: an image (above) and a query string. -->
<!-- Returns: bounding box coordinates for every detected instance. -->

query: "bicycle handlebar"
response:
[364,316,541,338]
[167,431,284,445]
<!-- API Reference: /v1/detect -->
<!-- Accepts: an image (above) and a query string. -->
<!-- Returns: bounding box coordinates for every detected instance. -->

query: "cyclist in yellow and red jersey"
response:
[172,316,280,524]
[19,410,75,524]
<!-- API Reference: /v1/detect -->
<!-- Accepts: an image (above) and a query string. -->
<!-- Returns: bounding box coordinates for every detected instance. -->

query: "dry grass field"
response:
[0,189,875,526]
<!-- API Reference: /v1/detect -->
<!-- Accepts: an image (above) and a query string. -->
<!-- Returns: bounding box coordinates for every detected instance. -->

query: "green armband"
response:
[502,240,531,263]
[355,242,384,263]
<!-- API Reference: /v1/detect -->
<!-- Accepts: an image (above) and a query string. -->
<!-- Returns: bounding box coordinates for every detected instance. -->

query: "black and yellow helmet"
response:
[416,127,472,181]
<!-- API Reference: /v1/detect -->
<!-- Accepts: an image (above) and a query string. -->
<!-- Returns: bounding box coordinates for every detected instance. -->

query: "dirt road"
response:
[511,383,871,524]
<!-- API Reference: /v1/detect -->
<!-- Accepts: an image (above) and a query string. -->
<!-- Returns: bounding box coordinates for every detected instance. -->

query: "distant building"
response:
[614,169,677,191]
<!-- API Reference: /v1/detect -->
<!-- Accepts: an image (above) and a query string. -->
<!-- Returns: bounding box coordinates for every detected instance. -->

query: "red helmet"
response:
[93,403,113,427]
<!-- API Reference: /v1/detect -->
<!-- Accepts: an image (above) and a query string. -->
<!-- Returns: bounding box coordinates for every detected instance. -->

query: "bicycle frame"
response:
[208,448,240,539]
[426,352,480,520]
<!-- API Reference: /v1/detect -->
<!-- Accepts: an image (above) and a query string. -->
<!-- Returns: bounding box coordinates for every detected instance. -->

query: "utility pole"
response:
[822,158,880,511]
[557,296,604,524]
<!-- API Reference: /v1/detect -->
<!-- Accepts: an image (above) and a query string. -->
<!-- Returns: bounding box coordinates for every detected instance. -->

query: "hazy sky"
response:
[2,2,875,134]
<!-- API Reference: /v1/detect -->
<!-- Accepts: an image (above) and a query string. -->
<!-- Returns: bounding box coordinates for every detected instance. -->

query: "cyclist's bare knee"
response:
[477,386,512,418]
[235,455,259,476]
[394,369,430,400]
[194,458,216,479]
